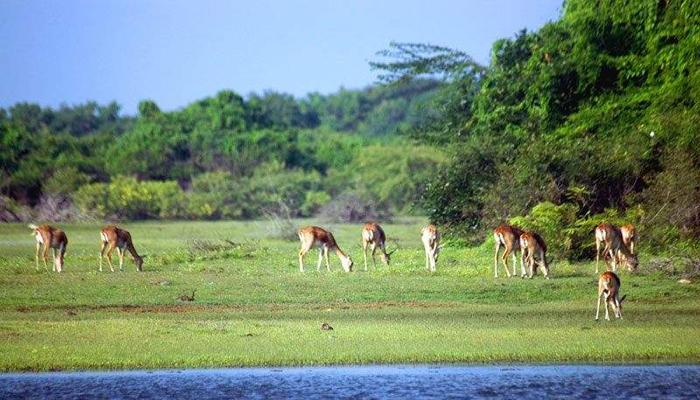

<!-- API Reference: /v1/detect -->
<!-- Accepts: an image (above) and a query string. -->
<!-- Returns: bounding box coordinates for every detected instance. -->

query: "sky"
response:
[1,0,563,115]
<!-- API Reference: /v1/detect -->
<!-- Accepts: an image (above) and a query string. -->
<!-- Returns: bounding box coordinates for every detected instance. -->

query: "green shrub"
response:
[509,201,645,261]
[75,176,188,220]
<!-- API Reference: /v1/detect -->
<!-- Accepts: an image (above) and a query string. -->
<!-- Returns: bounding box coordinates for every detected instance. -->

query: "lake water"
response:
[1,364,699,399]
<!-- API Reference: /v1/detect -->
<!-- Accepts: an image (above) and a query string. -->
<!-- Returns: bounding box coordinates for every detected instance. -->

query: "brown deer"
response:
[595,223,638,273]
[620,224,637,255]
[361,222,395,270]
[493,224,524,278]
[298,226,353,272]
[596,271,626,321]
[100,226,144,272]
[421,225,442,272]
[519,231,550,279]
[29,224,67,272]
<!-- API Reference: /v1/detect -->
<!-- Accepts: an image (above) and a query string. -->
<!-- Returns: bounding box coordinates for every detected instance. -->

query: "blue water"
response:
[1,365,699,399]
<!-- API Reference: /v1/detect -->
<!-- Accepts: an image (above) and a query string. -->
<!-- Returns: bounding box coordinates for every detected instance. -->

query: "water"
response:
[1,365,699,399]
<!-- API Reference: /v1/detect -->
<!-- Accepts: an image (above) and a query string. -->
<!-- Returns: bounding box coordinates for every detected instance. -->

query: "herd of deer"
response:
[28,219,638,321]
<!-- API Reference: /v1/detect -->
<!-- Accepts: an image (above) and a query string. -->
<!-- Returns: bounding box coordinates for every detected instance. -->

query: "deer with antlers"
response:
[595,223,638,273]
[298,226,353,272]
[493,224,524,278]
[596,271,626,321]
[519,231,550,279]
[421,225,442,272]
[29,224,67,272]
[100,226,144,272]
[361,222,395,270]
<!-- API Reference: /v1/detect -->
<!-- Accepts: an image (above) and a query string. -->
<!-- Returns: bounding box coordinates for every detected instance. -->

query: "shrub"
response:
[509,202,578,260]
[75,176,188,220]
[320,190,393,223]
[0,195,31,222]
[509,201,645,261]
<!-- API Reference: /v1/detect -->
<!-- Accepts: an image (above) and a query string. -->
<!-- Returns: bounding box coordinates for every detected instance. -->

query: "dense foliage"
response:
[1,80,442,221]
[374,0,700,257]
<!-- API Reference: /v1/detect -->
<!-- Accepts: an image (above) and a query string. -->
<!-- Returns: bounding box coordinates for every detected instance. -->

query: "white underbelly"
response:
[35,233,43,244]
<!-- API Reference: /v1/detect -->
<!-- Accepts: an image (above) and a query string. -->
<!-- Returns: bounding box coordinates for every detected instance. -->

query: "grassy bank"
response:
[1,219,699,371]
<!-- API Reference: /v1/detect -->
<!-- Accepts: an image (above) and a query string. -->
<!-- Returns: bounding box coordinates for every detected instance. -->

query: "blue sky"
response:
[1,0,562,115]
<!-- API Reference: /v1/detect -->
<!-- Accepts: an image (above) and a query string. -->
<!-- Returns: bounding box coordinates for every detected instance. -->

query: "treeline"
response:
[1,80,443,221]
[373,0,700,259]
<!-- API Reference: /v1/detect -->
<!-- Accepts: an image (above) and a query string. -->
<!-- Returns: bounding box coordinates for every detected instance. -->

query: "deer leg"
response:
[595,238,601,274]
[520,249,527,278]
[596,294,602,320]
[35,242,42,270]
[502,249,512,278]
[324,247,331,271]
[616,298,623,319]
[317,248,323,271]
[99,241,107,272]
[298,249,307,272]
[42,243,50,271]
[604,294,611,321]
[118,247,124,271]
[426,244,432,271]
[371,244,377,268]
[511,250,517,278]
[529,254,536,279]
[106,244,116,272]
[539,250,549,279]
[52,248,57,272]
[630,241,635,255]
[494,243,501,278]
[363,241,368,271]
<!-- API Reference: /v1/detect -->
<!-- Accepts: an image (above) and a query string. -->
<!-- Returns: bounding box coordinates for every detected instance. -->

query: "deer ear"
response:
[388,249,396,256]
[619,294,627,303]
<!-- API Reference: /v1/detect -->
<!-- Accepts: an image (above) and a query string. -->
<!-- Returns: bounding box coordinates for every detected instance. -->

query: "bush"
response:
[187,171,244,219]
[509,201,645,261]
[509,202,578,260]
[75,176,188,220]
[34,194,94,222]
[244,161,326,218]
[320,190,393,223]
[0,195,31,222]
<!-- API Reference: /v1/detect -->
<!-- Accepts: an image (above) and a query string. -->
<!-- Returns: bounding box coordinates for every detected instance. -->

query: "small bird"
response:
[178,290,196,302]
[321,323,333,331]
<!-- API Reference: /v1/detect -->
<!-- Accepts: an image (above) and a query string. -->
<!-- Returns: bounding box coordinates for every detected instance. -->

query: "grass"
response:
[0,218,699,371]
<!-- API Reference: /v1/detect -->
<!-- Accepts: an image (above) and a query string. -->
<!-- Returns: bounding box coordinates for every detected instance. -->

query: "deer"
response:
[596,271,626,321]
[361,222,395,270]
[595,223,638,273]
[29,224,68,272]
[421,225,442,272]
[620,224,637,255]
[493,224,524,278]
[100,226,144,272]
[519,231,550,279]
[298,226,353,272]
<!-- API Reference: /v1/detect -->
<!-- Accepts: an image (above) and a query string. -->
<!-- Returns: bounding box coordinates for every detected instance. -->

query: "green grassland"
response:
[0,218,698,371]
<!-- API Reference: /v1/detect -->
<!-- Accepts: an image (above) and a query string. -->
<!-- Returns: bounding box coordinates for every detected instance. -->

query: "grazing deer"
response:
[29,224,67,272]
[596,271,626,321]
[361,222,395,270]
[100,226,144,272]
[298,226,353,272]
[595,223,638,273]
[620,224,637,255]
[519,231,550,279]
[493,224,524,278]
[421,225,442,272]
